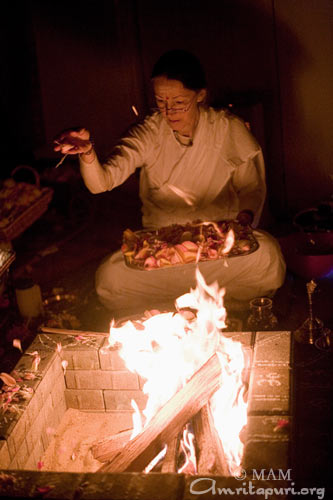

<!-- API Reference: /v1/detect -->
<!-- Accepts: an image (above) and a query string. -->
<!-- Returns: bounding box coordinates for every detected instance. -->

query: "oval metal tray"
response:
[122,221,259,271]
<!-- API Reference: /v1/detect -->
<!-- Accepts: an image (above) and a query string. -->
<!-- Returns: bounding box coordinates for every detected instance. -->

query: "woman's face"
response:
[152,76,205,137]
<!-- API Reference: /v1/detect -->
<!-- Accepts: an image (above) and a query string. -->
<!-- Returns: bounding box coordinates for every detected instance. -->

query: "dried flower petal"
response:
[13,339,22,352]
[61,360,68,375]
[0,472,15,486]
[273,419,290,432]
[0,373,17,386]
[36,486,53,494]
[27,350,39,357]
[32,354,41,372]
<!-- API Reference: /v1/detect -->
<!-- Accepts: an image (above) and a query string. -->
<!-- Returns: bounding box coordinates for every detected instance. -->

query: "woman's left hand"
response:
[236,210,254,226]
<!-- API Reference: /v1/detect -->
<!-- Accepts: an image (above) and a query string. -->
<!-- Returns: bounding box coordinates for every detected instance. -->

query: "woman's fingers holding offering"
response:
[53,131,92,154]
[53,128,92,154]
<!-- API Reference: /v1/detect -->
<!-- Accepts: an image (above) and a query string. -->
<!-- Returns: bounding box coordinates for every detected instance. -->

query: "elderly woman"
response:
[54,49,286,318]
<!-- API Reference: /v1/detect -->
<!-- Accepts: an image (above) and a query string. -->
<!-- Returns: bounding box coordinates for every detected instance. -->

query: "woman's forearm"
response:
[79,152,113,194]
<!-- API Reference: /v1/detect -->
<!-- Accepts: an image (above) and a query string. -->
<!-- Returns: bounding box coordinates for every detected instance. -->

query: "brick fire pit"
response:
[0,330,292,499]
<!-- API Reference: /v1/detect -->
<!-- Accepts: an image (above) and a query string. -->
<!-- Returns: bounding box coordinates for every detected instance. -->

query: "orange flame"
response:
[221,229,235,255]
[107,267,247,475]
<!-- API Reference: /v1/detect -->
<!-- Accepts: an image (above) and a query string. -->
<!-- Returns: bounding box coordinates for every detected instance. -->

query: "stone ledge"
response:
[27,333,104,353]
[0,439,10,468]
[64,389,105,410]
[65,370,114,390]
[0,471,291,500]
[247,366,291,415]
[103,389,148,411]
[253,332,291,366]
[242,415,291,471]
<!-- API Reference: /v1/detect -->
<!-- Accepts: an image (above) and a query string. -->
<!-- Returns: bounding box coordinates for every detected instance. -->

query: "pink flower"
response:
[36,486,53,494]
[273,419,289,432]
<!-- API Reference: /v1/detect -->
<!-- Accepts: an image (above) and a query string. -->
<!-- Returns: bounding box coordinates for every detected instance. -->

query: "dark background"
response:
[1,0,333,223]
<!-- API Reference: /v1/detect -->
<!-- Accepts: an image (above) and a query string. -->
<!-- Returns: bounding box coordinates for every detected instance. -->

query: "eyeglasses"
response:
[152,94,197,115]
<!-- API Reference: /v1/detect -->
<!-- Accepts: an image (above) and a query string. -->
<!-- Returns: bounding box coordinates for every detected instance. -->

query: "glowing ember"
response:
[107,268,248,475]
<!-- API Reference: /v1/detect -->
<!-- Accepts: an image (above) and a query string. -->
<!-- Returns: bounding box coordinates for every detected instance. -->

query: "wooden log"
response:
[40,326,109,337]
[91,429,132,462]
[98,353,222,473]
[161,435,180,473]
[193,403,230,476]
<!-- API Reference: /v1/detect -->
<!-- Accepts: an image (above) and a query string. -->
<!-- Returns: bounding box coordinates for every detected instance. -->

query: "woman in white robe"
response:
[54,50,286,318]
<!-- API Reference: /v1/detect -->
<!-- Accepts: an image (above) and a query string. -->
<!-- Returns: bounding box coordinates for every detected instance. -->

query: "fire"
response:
[222,228,235,255]
[177,424,197,474]
[107,267,247,475]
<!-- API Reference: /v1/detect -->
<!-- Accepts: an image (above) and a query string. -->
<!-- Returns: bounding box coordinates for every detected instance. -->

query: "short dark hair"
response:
[151,50,206,91]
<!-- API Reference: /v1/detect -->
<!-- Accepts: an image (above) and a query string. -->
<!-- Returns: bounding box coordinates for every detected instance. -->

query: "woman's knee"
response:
[95,257,119,298]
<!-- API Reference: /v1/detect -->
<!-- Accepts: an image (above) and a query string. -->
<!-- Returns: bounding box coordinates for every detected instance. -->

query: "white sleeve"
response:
[79,116,158,194]
[231,148,267,227]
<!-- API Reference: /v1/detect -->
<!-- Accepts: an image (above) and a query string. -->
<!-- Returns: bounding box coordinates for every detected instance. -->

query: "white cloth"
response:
[96,230,285,318]
[79,107,286,316]
[80,108,266,228]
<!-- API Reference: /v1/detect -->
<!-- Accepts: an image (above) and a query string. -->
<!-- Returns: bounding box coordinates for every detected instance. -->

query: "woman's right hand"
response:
[53,128,93,155]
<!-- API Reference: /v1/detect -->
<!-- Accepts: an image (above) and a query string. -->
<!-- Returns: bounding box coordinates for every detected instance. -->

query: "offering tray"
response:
[122,220,259,270]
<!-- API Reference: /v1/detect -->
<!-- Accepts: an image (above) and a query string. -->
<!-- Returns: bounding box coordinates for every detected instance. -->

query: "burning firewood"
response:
[193,403,229,475]
[161,435,180,473]
[97,353,222,473]
[91,429,132,462]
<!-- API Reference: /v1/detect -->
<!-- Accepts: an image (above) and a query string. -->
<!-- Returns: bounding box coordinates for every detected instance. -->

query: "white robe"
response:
[80,107,286,317]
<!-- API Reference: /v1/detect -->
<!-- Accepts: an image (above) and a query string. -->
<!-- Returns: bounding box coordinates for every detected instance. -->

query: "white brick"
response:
[99,344,127,370]
[111,371,139,390]
[41,394,55,450]
[26,388,43,430]
[15,438,29,469]
[22,450,38,470]
[65,370,113,390]
[64,389,105,410]
[31,436,45,469]
[61,350,100,370]
[25,424,38,456]
[6,414,28,461]
[0,440,11,468]
[51,375,66,409]
[104,390,148,411]
[8,456,19,469]
[53,395,67,422]
[24,435,44,470]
